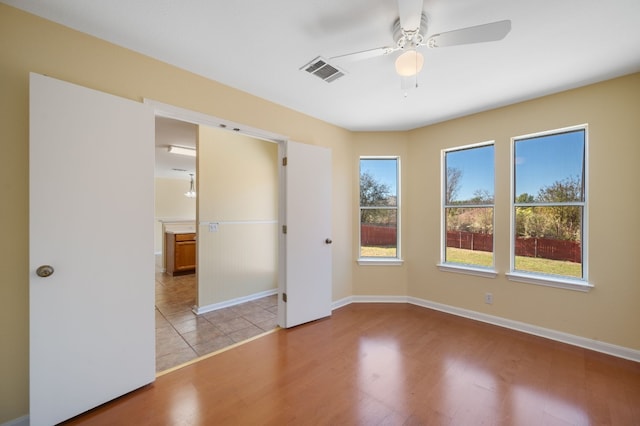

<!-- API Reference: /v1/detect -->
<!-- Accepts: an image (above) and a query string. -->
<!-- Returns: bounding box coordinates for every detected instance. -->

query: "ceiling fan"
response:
[329,0,511,82]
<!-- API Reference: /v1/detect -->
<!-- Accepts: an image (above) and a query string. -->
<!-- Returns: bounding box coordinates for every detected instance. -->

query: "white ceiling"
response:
[155,117,196,179]
[5,0,640,133]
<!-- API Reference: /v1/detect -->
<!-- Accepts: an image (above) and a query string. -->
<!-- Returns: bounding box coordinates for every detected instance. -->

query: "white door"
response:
[279,141,332,327]
[29,73,155,426]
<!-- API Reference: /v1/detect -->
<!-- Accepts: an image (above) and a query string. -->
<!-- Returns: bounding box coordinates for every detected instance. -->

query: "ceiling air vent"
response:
[301,56,345,83]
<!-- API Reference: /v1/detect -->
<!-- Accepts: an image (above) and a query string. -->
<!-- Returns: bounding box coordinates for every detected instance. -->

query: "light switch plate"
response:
[209,222,219,232]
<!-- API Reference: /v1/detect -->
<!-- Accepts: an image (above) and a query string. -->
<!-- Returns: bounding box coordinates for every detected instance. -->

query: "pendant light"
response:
[184,173,196,198]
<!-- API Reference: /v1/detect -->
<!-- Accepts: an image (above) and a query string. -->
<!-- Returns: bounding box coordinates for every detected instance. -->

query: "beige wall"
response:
[1,3,638,423]
[404,74,640,350]
[352,132,410,296]
[197,126,279,306]
[0,5,353,422]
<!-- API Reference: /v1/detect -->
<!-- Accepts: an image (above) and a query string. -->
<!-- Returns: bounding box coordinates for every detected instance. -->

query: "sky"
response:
[446,144,495,201]
[360,129,584,202]
[360,158,397,195]
[514,130,584,198]
[447,130,584,201]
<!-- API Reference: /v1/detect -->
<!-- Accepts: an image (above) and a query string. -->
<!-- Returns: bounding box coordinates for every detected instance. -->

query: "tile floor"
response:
[155,272,278,372]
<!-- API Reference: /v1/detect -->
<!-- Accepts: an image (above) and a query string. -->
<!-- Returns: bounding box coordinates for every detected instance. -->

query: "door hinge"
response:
[282,225,287,234]
[282,292,287,303]
[282,157,288,166]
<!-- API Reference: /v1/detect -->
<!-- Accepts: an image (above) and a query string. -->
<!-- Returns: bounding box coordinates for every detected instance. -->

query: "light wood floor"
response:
[65,303,640,425]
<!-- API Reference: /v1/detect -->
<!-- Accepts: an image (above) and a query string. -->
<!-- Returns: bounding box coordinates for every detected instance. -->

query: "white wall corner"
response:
[332,296,354,311]
[1,415,29,426]
[332,295,408,310]
[351,295,410,304]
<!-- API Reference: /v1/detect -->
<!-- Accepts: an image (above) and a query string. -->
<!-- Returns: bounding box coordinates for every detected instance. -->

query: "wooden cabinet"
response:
[165,232,196,275]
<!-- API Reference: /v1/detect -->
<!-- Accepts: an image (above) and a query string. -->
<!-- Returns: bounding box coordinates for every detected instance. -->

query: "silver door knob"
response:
[36,265,55,278]
[325,238,333,244]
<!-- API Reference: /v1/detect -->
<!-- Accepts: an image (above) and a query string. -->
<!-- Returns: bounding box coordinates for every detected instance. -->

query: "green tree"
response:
[360,171,394,225]
[516,193,535,203]
[515,193,543,238]
[536,176,582,240]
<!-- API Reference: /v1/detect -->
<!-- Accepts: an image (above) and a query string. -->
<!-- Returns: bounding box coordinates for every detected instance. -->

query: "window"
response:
[359,157,399,260]
[442,143,495,270]
[511,126,587,285]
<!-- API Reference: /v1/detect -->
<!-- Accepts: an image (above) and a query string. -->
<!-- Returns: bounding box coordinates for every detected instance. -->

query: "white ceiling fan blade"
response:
[397,0,424,30]
[426,20,511,48]
[330,45,398,63]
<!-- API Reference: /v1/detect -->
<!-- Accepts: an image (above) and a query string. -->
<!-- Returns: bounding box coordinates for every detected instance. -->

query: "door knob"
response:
[325,238,333,244]
[36,265,55,278]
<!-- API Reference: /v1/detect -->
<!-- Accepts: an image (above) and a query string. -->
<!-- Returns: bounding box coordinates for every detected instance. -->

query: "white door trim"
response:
[144,99,288,325]
[144,99,287,144]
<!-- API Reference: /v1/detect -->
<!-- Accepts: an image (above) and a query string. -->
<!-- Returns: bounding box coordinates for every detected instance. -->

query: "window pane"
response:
[445,207,493,267]
[360,159,397,207]
[361,208,397,257]
[445,145,494,204]
[514,206,582,278]
[514,130,585,202]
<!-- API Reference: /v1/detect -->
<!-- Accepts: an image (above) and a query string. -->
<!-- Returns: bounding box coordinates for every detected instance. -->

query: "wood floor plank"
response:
[63,303,640,425]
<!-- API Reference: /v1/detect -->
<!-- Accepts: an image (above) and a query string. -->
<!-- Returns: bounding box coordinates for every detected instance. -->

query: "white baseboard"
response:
[1,415,29,426]
[332,295,640,363]
[193,289,278,315]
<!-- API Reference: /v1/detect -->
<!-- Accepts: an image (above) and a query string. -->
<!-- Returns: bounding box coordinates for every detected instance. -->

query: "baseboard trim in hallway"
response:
[193,288,278,315]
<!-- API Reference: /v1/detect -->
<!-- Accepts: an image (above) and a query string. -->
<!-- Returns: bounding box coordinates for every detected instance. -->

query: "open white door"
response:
[29,73,155,425]
[279,141,332,328]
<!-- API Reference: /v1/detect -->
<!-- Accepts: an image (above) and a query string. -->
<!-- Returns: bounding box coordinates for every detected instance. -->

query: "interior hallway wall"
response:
[196,126,279,307]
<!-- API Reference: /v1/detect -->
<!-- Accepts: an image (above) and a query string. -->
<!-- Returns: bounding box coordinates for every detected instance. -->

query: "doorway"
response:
[148,98,333,372]
[154,117,280,372]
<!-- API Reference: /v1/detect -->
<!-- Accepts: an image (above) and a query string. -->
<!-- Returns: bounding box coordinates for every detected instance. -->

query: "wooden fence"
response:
[361,224,396,246]
[446,230,581,263]
[361,226,581,263]
[446,230,493,252]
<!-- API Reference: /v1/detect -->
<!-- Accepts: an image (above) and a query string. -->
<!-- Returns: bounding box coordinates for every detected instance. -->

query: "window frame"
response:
[357,156,403,265]
[438,141,497,278]
[507,124,592,291]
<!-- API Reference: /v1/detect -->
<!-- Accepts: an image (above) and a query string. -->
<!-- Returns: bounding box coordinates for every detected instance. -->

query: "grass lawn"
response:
[362,246,582,278]
[361,246,396,257]
[446,247,493,267]
[446,247,582,277]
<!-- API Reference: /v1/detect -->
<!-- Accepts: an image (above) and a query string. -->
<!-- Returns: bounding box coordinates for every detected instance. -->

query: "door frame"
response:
[145,99,289,323]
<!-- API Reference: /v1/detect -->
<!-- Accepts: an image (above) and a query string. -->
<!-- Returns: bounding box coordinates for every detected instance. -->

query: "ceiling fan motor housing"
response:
[393,13,428,49]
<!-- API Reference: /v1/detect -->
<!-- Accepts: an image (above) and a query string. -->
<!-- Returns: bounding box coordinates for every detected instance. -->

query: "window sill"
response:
[357,258,404,266]
[437,263,498,278]
[506,272,593,292]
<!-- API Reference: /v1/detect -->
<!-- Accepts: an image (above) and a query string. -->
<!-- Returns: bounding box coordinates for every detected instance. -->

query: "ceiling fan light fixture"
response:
[395,50,424,77]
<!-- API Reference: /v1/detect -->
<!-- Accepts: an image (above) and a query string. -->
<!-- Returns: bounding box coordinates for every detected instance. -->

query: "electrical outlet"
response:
[485,292,493,305]
[209,222,219,232]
